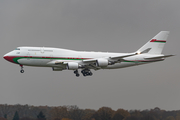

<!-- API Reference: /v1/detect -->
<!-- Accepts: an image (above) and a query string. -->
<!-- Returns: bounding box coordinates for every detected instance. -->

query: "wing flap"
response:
[82,53,138,65]
[47,60,65,65]
[86,64,100,70]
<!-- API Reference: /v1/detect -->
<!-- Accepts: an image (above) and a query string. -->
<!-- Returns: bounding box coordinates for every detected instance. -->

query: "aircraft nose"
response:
[3,54,16,64]
[3,53,8,59]
[3,55,9,61]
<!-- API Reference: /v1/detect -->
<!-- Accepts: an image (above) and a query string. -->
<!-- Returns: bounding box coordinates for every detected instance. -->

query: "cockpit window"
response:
[15,48,20,50]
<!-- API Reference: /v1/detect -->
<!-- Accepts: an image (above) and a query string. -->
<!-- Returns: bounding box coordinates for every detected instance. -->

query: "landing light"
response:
[137,51,141,55]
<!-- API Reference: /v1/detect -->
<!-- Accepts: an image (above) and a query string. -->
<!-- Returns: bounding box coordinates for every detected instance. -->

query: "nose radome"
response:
[3,55,16,64]
[3,55,10,61]
[3,55,6,60]
[3,54,8,60]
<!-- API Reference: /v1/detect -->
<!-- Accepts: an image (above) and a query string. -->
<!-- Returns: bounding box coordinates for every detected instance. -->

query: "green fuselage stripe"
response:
[12,56,162,65]
[153,41,166,43]
[13,57,86,64]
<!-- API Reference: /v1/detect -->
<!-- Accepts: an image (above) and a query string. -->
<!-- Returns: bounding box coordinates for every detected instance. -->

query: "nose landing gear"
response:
[20,65,24,73]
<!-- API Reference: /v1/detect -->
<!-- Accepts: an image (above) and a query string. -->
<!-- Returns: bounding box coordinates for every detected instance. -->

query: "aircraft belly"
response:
[18,59,50,67]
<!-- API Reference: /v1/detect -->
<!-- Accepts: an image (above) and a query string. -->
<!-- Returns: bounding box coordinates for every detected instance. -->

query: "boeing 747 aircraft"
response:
[3,31,174,77]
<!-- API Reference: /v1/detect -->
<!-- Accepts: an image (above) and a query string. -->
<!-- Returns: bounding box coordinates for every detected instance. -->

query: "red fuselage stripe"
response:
[150,39,166,42]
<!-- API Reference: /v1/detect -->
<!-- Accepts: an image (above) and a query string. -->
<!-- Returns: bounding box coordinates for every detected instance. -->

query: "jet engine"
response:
[52,67,63,71]
[67,62,79,70]
[96,58,109,67]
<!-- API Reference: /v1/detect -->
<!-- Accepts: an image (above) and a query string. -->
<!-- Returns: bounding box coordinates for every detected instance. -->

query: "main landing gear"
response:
[74,70,80,77]
[73,69,93,77]
[20,65,24,73]
[81,69,93,77]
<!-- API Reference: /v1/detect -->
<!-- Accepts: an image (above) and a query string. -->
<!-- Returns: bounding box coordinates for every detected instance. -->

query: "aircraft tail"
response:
[137,31,170,54]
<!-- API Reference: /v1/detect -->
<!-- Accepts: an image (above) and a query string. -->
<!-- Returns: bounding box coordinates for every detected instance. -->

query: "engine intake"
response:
[96,58,109,67]
[67,62,79,70]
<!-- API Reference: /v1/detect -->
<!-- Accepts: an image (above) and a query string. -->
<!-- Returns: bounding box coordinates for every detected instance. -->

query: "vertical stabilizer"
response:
[137,31,169,54]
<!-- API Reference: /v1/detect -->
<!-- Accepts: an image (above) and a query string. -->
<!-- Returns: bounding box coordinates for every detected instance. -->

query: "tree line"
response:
[0,104,179,120]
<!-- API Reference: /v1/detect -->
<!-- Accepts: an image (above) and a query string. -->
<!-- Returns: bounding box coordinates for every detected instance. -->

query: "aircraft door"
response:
[27,52,30,60]
[41,47,44,53]
[49,54,53,61]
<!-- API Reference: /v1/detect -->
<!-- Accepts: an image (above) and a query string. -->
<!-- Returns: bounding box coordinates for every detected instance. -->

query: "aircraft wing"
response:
[83,53,137,62]
[83,63,101,70]
[109,53,137,59]
[83,58,97,63]
[47,53,138,70]
[82,53,138,70]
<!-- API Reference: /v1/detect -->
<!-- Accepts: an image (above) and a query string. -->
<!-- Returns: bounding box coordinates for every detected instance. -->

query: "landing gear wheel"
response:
[89,72,93,76]
[81,69,93,77]
[74,70,80,77]
[83,73,87,77]
[81,70,84,74]
[20,70,24,73]
[20,65,24,73]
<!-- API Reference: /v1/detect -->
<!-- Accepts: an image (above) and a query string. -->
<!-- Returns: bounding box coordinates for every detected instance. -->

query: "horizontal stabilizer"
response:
[144,55,175,59]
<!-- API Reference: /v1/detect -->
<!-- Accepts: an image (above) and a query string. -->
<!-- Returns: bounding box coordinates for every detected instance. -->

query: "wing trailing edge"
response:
[109,53,138,59]
[82,53,138,63]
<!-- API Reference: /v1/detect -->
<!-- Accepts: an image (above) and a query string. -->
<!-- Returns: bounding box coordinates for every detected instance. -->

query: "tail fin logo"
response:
[150,39,166,43]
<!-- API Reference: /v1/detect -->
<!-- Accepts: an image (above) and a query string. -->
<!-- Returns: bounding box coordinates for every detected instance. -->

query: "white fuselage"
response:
[4,47,162,70]
[3,31,172,77]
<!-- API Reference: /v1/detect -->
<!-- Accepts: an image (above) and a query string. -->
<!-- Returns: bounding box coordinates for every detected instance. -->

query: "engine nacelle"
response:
[67,62,79,70]
[52,67,63,71]
[96,58,109,67]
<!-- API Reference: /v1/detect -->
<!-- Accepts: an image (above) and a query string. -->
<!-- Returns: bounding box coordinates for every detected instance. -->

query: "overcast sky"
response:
[0,0,180,111]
